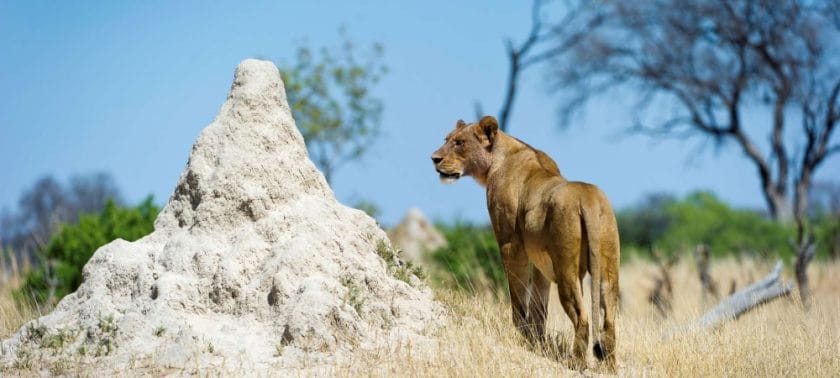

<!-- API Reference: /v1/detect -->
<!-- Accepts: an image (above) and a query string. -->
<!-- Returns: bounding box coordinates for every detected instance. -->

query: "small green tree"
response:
[17,196,159,306]
[279,30,387,184]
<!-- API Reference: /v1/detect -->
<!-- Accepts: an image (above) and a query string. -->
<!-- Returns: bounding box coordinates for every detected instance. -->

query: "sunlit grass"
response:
[1,254,38,341]
[3,257,839,376]
[341,258,840,377]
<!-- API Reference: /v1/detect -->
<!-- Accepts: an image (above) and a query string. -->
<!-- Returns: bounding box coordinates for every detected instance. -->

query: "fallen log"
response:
[692,260,792,329]
[664,260,792,339]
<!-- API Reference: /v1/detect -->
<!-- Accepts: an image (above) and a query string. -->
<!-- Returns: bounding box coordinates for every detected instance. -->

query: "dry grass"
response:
[614,258,840,377]
[341,258,840,377]
[1,254,38,342]
[2,257,839,376]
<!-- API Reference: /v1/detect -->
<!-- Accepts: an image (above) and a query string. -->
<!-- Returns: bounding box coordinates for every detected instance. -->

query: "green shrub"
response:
[616,193,677,262]
[662,192,794,258]
[811,213,840,260]
[618,191,796,259]
[17,196,158,306]
[430,221,506,292]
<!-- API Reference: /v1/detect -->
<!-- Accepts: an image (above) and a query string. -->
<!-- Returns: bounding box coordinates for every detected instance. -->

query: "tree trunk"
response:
[729,104,794,223]
[793,172,812,222]
[765,187,794,223]
[793,228,817,309]
[693,245,719,307]
[648,249,676,317]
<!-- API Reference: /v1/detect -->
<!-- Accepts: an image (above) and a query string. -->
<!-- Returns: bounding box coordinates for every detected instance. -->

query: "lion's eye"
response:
[454,140,463,146]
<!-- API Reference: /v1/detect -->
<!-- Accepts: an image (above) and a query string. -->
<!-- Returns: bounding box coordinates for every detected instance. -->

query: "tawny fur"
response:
[432,116,620,371]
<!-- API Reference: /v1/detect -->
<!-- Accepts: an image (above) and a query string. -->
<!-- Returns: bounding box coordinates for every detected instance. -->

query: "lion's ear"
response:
[479,116,498,143]
[456,119,466,129]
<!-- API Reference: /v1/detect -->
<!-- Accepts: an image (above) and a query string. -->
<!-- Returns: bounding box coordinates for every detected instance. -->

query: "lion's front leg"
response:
[501,242,538,344]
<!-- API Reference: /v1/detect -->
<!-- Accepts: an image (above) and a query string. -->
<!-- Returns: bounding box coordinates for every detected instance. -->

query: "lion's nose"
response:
[431,156,443,164]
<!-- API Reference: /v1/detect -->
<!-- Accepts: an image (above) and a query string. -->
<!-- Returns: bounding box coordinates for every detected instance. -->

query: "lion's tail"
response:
[582,204,606,361]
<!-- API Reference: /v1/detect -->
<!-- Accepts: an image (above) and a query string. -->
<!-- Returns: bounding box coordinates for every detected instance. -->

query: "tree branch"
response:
[664,260,792,339]
[520,9,607,69]
[814,78,840,166]
[771,90,790,197]
[692,261,792,329]
[497,0,545,131]
[795,77,840,218]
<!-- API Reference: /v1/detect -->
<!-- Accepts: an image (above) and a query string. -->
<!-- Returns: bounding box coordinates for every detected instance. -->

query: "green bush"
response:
[618,191,796,259]
[17,196,159,306]
[429,221,506,292]
[661,192,794,258]
[811,213,840,260]
[615,193,676,261]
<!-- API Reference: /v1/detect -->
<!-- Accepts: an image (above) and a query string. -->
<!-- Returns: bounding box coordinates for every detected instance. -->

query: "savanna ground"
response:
[2,256,839,376]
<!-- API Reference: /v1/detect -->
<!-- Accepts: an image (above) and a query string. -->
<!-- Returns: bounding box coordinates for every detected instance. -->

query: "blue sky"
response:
[2,1,838,227]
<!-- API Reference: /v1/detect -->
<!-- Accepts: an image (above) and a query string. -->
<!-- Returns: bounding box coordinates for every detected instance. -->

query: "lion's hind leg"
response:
[600,236,620,371]
[556,270,589,369]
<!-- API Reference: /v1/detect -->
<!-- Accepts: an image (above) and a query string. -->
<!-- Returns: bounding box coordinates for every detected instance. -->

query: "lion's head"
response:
[431,116,499,185]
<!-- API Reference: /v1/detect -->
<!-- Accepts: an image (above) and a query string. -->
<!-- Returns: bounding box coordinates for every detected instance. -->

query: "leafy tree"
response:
[279,30,387,184]
[17,196,158,306]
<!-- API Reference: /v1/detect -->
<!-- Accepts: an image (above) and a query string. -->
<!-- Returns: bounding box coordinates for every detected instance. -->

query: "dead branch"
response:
[693,244,720,306]
[476,0,605,132]
[647,249,676,317]
[663,260,791,340]
[692,261,792,330]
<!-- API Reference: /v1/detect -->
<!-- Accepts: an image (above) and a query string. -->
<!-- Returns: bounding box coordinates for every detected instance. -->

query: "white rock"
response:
[1,59,443,373]
[388,208,448,265]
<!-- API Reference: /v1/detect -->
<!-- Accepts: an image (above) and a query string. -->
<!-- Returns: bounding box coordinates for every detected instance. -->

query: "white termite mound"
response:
[1,59,443,373]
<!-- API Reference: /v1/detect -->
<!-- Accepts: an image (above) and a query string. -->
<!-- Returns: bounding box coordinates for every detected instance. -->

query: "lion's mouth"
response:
[437,170,461,183]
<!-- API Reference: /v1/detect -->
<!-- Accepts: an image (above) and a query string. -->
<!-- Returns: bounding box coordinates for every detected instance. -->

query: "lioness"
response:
[431,116,619,370]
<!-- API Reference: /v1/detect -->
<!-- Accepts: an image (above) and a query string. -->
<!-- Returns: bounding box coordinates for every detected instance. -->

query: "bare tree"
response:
[17,176,70,249]
[1,173,122,259]
[548,0,840,223]
[69,173,123,215]
[477,0,607,131]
